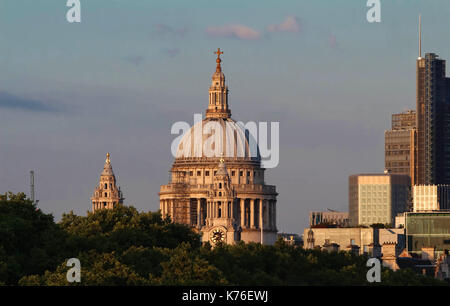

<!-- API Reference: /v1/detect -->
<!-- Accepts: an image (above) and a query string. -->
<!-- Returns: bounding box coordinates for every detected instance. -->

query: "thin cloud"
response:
[161,48,180,58]
[123,55,145,66]
[154,24,188,38]
[0,91,61,113]
[267,16,301,33]
[206,24,261,40]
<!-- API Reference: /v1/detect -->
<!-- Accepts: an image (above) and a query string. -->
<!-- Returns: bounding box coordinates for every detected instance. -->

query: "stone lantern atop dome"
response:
[206,48,231,119]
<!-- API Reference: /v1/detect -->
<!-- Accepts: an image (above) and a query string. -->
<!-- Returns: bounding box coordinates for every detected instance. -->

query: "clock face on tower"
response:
[210,228,226,244]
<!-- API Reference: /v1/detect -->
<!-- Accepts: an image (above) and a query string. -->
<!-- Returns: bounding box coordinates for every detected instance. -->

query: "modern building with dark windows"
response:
[309,211,349,227]
[415,53,450,185]
[406,212,450,256]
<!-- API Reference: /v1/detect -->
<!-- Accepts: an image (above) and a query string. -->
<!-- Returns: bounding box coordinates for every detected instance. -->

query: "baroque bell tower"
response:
[203,158,240,244]
[91,153,124,212]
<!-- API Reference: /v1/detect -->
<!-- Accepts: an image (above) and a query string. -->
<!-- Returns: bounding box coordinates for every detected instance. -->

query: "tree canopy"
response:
[0,192,446,286]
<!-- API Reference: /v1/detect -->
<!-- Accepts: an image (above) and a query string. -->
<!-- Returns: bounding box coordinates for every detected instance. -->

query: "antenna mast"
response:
[419,14,422,58]
[30,170,35,204]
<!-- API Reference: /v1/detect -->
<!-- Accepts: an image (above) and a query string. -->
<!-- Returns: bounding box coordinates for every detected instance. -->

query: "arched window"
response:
[104,183,107,189]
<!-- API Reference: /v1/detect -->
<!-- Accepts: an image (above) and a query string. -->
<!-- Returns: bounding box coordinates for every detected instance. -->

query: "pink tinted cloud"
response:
[329,34,338,49]
[206,24,261,40]
[267,16,301,33]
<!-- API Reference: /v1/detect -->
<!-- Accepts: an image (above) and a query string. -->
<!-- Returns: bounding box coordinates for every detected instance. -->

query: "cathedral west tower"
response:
[91,153,124,212]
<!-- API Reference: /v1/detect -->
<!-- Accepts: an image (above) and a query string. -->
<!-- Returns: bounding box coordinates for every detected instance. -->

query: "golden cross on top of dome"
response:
[215,48,223,59]
[106,153,111,164]
[214,48,223,71]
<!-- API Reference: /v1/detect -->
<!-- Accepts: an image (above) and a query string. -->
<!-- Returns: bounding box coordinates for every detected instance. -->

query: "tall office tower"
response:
[415,53,450,185]
[385,110,416,183]
[392,110,416,130]
[349,173,410,226]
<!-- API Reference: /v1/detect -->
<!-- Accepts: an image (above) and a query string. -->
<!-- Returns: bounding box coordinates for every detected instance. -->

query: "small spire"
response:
[214,48,223,72]
[106,153,111,164]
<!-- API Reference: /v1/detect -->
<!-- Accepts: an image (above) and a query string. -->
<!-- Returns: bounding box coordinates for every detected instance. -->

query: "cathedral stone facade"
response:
[159,49,278,245]
[91,153,124,212]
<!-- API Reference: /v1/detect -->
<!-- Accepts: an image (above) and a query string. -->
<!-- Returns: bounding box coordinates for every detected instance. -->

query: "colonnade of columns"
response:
[160,198,178,222]
[239,198,277,231]
[92,201,115,212]
[160,197,277,231]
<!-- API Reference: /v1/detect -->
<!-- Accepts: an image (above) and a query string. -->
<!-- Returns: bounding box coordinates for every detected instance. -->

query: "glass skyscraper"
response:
[415,53,450,185]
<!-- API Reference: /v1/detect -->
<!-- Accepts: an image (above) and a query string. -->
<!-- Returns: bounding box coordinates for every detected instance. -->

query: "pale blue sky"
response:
[1,0,450,233]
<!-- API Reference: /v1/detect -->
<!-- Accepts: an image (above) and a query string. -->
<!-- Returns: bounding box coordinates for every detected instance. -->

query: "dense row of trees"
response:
[0,192,446,286]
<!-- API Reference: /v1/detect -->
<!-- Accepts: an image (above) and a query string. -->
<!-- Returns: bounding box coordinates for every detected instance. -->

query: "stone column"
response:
[273,200,277,231]
[166,200,169,219]
[171,199,175,222]
[250,199,255,228]
[206,201,210,226]
[260,199,264,230]
[240,198,245,228]
[197,199,201,229]
[264,201,270,229]
[272,201,275,230]
[271,201,275,230]
[209,200,212,219]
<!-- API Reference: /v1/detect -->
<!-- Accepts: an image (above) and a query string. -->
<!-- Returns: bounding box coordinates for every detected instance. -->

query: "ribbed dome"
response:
[175,117,260,160]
